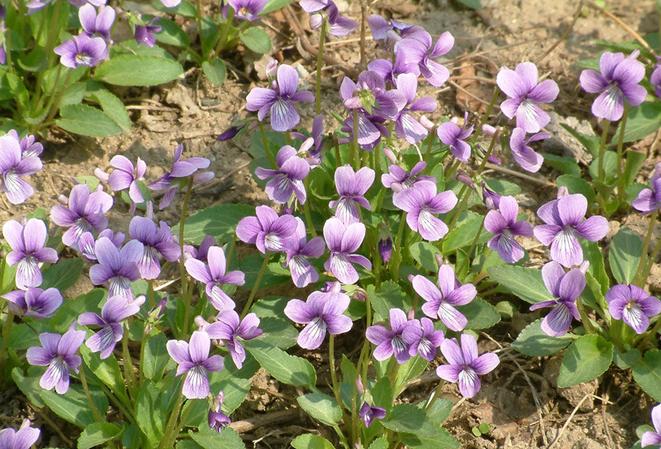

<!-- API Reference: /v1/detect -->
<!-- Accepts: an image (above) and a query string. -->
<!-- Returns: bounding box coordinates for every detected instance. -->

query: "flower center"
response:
[75,52,93,66]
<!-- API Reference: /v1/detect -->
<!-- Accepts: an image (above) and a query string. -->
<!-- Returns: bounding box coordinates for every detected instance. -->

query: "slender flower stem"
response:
[636,211,658,285]
[179,179,194,335]
[464,214,486,271]
[334,140,342,166]
[328,335,343,410]
[351,110,360,169]
[359,0,367,68]
[259,123,276,166]
[0,311,14,384]
[315,17,328,114]
[241,254,270,317]
[159,390,185,449]
[597,120,611,182]
[79,367,104,422]
[303,179,317,236]
[122,324,137,397]
[476,88,500,135]
[390,212,408,281]
[615,105,629,205]
[577,299,597,335]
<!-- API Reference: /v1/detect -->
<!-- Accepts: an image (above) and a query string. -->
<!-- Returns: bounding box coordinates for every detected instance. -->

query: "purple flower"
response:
[255,144,310,204]
[529,262,585,336]
[368,56,414,86]
[359,402,386,428]
[2,288,62,319]
[0,133,42,205]
[3,219,58,290]
[135,19,162,47]
[579,51,646,121]
[437,117,474,163]
[160,0,181,6]
[26,327,86,394]
[79,4,115,40]
[208,392,231,432]
[329,165,374,224]
[484,195,533,263]
[0,420,40,449]
[378,236,392,264]
[108,155,147,204]
[496,62,559,133]
[402,317,444,361]
[284,287,352,349]
[606,285,661,334]
[129,217,181,280]
[632,163,660,214]
[533,193,608,267]
[224,0,268,21]
[185,246,245,312]
[367,15,421,43]
[167,331,224,399]
[246,64,314,132]
[78,295,144,359]
[509,127,547,173]
[642,404,661,448]
[89,238,144,298]
[651,63,661,98]
[184,235,215,262]
[78,229,124,261]
[412,264,476,332]
[436,333,499,398]
[381,160,433,193]
[7,130,43,159]
[366,308,414,364]
[236,205,297,253]
[323,217,371,285]
[54,33,108,68]
[397,30,454,87]
[206,310,262,368]
[309,2,357,37]
[292,114,324,159]
[393,73,437,143]
[50,184,113,249]
[392,180,457,241]
[284,218,325,288]
[482,183,501,210]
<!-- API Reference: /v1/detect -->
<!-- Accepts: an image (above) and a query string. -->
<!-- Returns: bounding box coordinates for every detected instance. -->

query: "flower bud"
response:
[217,125,244,141]
[383,147,397,164]
[208,391,231,432]
[456,171,474,188]
[378,237,392,264]
[482,183,501,210]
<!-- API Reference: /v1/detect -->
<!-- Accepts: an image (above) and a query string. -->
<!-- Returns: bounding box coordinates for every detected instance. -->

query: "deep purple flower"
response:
[359,402,386,428]
[183,235,215,262]
[402,317,444,361]
[26,327,86,394]
[0,133,42,205]
[3,219,58,290]
[529,262,585,336]
[284,218,325,288]
[533,193,608,267]
[642,404,661,448]
[398,30,454,87]
[255,144,310,204]
[509,127,547,173]
[208,392,232,432]
[392,180,457,241]
[135,19,162,47]
[78,295,144,359]
[224,0,267,21]
[482,183,501,210]
[236,205,297,254]
[50,184,113,248]
[437,117,474,163]
[89,238,144,298]
[2,288,62,319]
[246,64,314,132]
[366,308,414,364]
[378,236,392,264]
[323,217,371,285]
[284,287,352,349]
[632,163,660,214]
[412,264,476,331]
[606,284,660,334]
[393,73,437,143]
[368,56,414,86]
[496,62,558,133]
[329,165,374,224]
[436,333,499,398]
[129,216,181,280]
[107,155,147,204]
[381,159,433,193]
[206,310,262,368]
[367,15,421,44]
[185,246,245,312]
[79,4,115,40]
[651,63,661,98]
[484,195,533,263]
[54,33,108,68]
[579,51,646,121]
[0,420,40,449]
[167,331,224,399]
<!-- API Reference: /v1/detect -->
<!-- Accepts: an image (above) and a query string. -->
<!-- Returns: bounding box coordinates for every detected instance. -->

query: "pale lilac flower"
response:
[437,117,474,162]
[224,0,268,21]
[185,246,245,312]
[533,193,608,267]
[496,62,558,133]
[89,238,144,298]
[302,0,357,36]
[246,64,314,132]
[642,404,661,448]
[398,30,454,87]
[107,155,147,204]
[6,130,43,159]
[236,205,297,253]
[632,163,660,214]
[135,19,161,47]
[366,308,413,364]
[284,218,325,288]
[78,295,144,359]
[436,333,499,398]
[402,317,444,361]
[284,287,352,349]
[651,63,661,98]
[3,219,58,290]
[78,229,124,261]
[206,310,262,368]
[329,165,374,224]
[359,403,386,427]
[0,133,42,205]
[529,262,585,336]
[412,264,477,331]
[368,55,414,85]
[392,180,457,241]
[579,51,646,121]
[161,0,181,6]
[129,217,180,280]
[484,195,533,263]
[292,115,324,159]
[167,331,224,399]
[183,235,215,262]
[54,33,108,68]
[0,420,40,449]
[393,73,437,143]
[79,4,115,40]
[482,183,501,210]
[255,145,310,204]
[26,327,86,394]
[208,392,231,432]
[509,127,547,173]
[606,285,660,334]
[381,160,433,193]
[2,288,62,319]
[323,217,371,284]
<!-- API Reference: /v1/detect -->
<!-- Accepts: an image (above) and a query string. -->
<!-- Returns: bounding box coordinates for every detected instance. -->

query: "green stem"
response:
[615,105,629,205]
[464,214,486,271]
[636,211,658,285]
[351,110,360,169]
[122,324,137,397]
[159,390,186,449]
[303,179,317,236]
[214,8,234,57]
[241,254,270,317]
[259,123,276,166]
[476,88,500,135]
[315,17,328,114]
[79,368,104,422]
[389,212,408,281]
[597,120,611,182]
[359,0,367,68]
[328,335,343,410]
[0,311,14,384]
[179,179,194,335]
[577,299,596,335]
[334,140,342,166]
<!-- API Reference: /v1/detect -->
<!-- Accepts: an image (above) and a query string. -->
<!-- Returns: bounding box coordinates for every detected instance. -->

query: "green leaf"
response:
[582,241,609,295]
[484,178,521,195]
[557,334,613,387]
[155,18,190,47]
[40,385,109,429]
[56,104,123,137]
[382,403,427,434]
[401,428,459,449]
[623,150,646,187]
[291,434,335,449]
[368,437,388,449]
[442,212,488,253]
[557,174,596,204]
[512,319,574,356]
[367,281,412,322]
[176,203,254,244]
[488,266,554,303]
[95,55,183,86]
[77,422,123,449]
[49,289,106,333]
[409,242,440,272]
[455,0,481,9]
[616,102,661,143]
[86,88,131,131]
[142,332,170,381]
[244,340,316,388]
[41,258,85,291]
[81,347,125,397]
[135,380,177,447]
[11,368,45,407]
[608,227,643,284]
[395,357,428,394]
[60,82,87,106]
[632,349,661,401]
[202,59,227,86]
[297,393,342,427]
[189,427,245,449]
[239,27,272,54]
[262,0,294,14]
[459,298,501,330]
[588,151,618,183]
[542,153,581,176]
[560,124,600,157]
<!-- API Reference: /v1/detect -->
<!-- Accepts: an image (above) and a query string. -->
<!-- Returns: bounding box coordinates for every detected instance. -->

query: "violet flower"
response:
[208,392,232,432]
[167,331,224,399]
[160,0,181,6]
[2,288,62,319]
[329,165,374,224]
[129,216,181,280]
[7,130,43,159]
[366,308,414,364]
[0,420,40,449]
[255,144,310,204]
[579,51,646,121]
[533,193,608,267]
[54,33,108,69]
[412,264,477,332]
[437,117,474,163]
[284,287,352,349]
[642,404,661,448]
[402,317,444,361]
[206,310,262,368]
[484,195,533,263]
[185,246,245,312]
[236,205,297,253]
[292,114,324,159]
[107,155,147,204]
[509,127,547,173]
[78,295,144,359]
[26,327,86,394]
[393,73,437,143]
[378,236,392,265]
[368,55,414,86]
[436,333,499,398]
[632,163,660,214]
[392,180,457,241]
[79,4,115,40]
[307,1,357,37]
[135,19,162,47]
[0,132,42,205]
[651,62,661,98]
[284,218,325,288]
[89,237,144,298]
[359,403,386,428]
[246,64,314,132]
[367,15,421,44]
[398,30,454,87]
[606,284,660,334]
[78,229,124,261]
[496,62,559,133]
[224,0,267,21]
[3,219,58,290]
[381,159,433,193]
[183,235,215,262]
[529,262,585,336]
[323,217,371,285]
[482,183,501,210]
